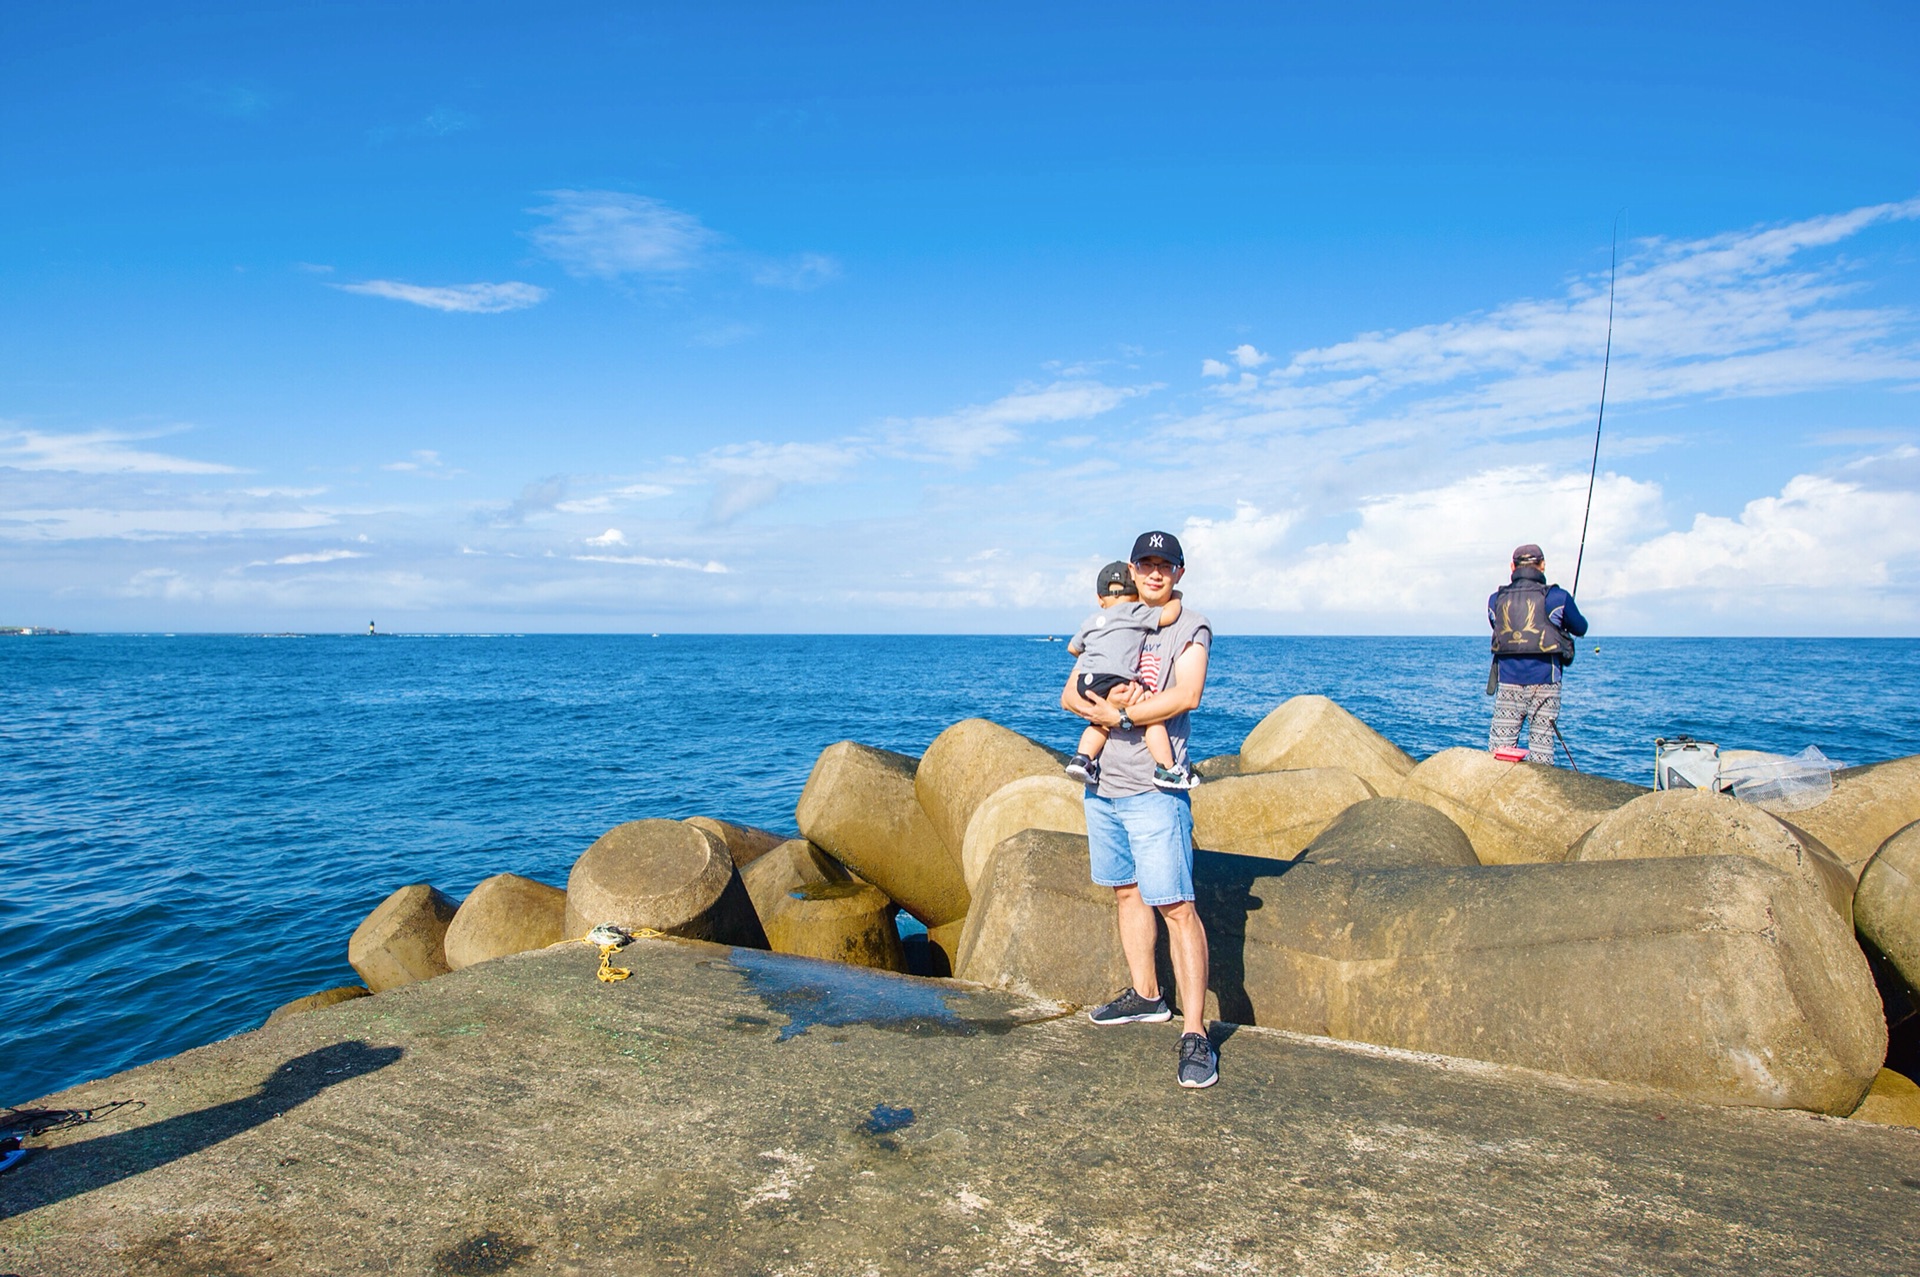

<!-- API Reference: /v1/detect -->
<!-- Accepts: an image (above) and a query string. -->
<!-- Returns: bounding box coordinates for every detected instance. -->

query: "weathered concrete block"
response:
[264,985,371,1026]
[1300,797,1478,869]
[743,838,851,921]
[1240,695,1416,797]
[1573,789,1855,923]
[1855,819,1920,996]
[1849,1068,1920,1128]
[795,741,969,927]
[925,919,967,979]
[959,774,1087,892]
[563,819,768,948]
[915,718,1064,862]
[1790,755,1920,880]
[1401,747,1646,865]
[1193,753,1248,779]
[1191,768,1374,859]
[961,830,1884,1114]
[444,873,568,970]
[685,817,787,871]
[348,883,459,993]
[956,829,1128,1005]
[761,880,908,972]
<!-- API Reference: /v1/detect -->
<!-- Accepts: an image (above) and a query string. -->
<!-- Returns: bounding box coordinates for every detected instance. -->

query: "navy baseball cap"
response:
[1095,561,1135,596]
[1130,530,1184,566]
[1512,543,1544,563]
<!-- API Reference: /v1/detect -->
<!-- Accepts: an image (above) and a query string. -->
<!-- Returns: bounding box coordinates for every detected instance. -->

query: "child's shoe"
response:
[1152,762,1198,790]
[1064,754,1099,784]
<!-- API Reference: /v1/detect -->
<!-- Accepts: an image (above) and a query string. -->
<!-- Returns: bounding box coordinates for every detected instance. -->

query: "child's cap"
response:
[1096,561,1135,597]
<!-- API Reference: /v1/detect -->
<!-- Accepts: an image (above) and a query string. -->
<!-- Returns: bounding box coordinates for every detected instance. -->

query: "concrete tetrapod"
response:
[563,819,768,948]
[1400,747,1646,865]
[1788,755,1920,880]
[264,985,370,1025]
[795,742,969,928]
[742,838,852,922]
[959,829,1885,1114]
[1850,1068,1920,1128]
[1191,768,1375,859]
[958,773,1087,893]
[444,873,568,969]
[1854,819,1920,995]
[915,718,1064,864]
[1240,695,1416,797]
[1572,789,1856,924]
[761,881,908,972]
[1299,797,1479,869]
[685,817,787,871]
[347,883,459,993]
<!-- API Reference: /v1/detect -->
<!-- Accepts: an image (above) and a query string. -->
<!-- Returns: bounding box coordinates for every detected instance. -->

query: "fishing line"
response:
[1571,214,1622,600]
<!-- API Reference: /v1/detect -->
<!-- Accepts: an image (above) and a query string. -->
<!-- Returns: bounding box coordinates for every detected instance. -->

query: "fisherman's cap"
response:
[1511,543,1545,563]
[1096,561,1136,596]
[1130,530,1184,567]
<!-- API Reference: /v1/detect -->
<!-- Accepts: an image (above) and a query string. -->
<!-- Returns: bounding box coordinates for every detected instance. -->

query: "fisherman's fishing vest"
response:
[1490,580,1570,661]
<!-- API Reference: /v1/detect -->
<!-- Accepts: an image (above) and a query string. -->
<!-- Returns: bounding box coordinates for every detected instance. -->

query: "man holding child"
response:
[1060,530,1217,1089]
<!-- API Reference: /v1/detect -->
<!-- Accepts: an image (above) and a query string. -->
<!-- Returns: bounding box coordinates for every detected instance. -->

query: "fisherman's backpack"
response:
[1490,580,1572,665]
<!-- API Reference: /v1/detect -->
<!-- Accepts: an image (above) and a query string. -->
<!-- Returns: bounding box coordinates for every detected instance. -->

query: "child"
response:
[1063,561,1195,789]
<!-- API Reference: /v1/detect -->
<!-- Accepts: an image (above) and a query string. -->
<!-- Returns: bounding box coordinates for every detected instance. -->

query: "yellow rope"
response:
[565,926,667,983]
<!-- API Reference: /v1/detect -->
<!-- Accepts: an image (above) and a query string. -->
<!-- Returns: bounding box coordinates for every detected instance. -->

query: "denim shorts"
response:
[1084,789,1195,906]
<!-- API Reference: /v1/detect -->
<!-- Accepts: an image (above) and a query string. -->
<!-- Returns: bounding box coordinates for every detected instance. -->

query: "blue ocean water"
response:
[5,633,1919,1105]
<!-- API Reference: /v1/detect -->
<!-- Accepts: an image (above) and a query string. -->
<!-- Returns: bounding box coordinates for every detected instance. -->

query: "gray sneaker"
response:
[1088,987,1172,1025]
[1177,1032,1218,1088]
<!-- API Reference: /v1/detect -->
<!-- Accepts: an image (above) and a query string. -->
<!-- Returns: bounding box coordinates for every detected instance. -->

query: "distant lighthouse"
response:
[368,620,377,636]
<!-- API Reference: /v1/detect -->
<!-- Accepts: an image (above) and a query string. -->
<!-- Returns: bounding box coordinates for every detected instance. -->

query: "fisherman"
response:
[1488,543,1588,764]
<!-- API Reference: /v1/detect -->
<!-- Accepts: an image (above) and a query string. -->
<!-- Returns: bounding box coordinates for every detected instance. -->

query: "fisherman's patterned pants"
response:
[1488,682,1562,764]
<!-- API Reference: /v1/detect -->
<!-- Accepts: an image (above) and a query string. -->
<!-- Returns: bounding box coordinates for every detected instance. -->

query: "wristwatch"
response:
[1116,708,1135,731]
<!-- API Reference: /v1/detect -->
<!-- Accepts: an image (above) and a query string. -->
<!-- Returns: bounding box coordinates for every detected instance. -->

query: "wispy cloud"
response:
[883,380,1152,465]
[529,191,716,279]
[0,427,238,474]
[369,106,475,144]
[573,553,729,573]
[271,549,364,565]
[751,252,842,290]
[335,280,547,314]
[555,483,673,514]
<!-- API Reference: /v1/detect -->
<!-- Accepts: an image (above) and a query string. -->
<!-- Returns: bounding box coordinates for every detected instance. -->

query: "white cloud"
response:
[528,190,716,278]
[335,280,547,314]
[555,483,673,514]
[1201,359,1231,377]
[885,380,1152,464]
[0,427,238,474]
[1232,343,1270,368]
[752,252,842,290]
[584,528,626,547]
[272,549,364,565]
[1179,467,1663,622]
[573,553,729,573]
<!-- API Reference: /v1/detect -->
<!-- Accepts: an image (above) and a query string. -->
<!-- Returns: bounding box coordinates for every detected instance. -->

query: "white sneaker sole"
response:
[1179,1069,1219,1089]
[1088,1006,1173,1026]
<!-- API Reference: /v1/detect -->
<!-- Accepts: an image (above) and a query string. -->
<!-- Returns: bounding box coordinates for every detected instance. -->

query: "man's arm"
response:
[1069,641,1209,729]
[1555,590,1590,637]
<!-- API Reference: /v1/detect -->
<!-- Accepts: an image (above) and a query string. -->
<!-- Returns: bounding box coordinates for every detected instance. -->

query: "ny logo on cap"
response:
[1148,534,1164,548]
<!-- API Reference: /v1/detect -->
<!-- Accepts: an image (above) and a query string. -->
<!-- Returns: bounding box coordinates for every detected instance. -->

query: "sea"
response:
[5,633,1919,1106]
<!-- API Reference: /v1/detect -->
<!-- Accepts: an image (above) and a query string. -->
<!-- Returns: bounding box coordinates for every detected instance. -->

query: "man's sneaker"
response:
[1088,987,1172,1026]
[1064,754,1099,784]
[1177,1032,1219,1088]
[1152,762,1198,790]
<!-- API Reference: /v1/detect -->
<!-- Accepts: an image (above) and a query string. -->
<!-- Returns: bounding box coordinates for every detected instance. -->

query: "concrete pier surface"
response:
[3,939,1916,1276]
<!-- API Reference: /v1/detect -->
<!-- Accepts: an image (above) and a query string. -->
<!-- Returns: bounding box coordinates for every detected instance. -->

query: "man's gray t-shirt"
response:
[1076,606,1213,798]
[1070,601,1162,680]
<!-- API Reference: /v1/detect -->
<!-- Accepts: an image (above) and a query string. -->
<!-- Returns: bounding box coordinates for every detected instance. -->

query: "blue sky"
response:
[4,2,1919,633]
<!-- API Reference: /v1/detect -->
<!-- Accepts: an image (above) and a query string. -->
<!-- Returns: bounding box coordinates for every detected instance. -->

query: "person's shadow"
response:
[0,1040,402,1219]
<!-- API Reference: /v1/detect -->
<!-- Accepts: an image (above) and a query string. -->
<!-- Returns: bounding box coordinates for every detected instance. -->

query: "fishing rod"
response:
[1570,215,1621,600]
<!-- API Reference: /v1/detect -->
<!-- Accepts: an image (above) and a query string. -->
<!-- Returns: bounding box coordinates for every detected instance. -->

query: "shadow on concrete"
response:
[0,1040,402,1220]
[1188,848,1294,1027]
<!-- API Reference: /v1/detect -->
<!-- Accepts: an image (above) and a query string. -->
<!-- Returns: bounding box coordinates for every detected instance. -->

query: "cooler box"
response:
[1654,737,1721,791]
